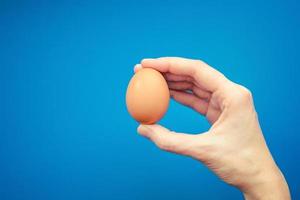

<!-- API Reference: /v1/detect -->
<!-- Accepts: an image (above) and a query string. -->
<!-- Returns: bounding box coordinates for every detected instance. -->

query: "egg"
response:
[126,68,170,124]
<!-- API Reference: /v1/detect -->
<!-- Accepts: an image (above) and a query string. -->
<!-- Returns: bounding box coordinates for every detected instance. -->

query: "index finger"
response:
[141,57,229,92]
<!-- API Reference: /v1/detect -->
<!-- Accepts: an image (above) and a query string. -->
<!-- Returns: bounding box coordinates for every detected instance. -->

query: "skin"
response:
[134,57,291,200]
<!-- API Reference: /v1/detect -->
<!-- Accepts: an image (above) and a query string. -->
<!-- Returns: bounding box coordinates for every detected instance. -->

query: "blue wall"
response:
[1,0,299,199]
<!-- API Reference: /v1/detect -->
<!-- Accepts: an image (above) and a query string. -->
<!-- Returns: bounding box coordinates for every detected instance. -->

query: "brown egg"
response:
[126,68,170,124]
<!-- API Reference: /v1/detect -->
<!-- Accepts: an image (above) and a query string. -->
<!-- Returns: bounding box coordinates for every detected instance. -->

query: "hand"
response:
[135,57,290,200]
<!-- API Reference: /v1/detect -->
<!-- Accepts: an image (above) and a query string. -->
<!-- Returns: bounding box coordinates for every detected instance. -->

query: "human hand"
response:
[135,57,290,200]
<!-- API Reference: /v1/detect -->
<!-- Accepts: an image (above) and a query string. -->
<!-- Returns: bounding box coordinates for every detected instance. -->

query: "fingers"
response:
[141,57,228,92]
[170,89,208,115]
[137,124,198,155]
[167,81,211,100]
[133,62,211,100]
[163,73,193,82]
[167,81,193,90]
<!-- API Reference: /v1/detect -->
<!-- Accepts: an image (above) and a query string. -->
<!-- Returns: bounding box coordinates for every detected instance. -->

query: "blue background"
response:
[1,0,299,199]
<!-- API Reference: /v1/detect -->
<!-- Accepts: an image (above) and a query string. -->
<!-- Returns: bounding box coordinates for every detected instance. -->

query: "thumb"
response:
[137,124,199,156]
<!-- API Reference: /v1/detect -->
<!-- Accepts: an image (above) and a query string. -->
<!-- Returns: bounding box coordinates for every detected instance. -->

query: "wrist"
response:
[241,166,290,200]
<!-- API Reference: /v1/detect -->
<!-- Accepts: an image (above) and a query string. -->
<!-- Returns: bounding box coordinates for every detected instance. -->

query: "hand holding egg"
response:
[126,57,290,200]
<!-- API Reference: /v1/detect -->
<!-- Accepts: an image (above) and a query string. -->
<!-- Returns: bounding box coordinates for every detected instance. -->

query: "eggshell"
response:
[126,68,170,124]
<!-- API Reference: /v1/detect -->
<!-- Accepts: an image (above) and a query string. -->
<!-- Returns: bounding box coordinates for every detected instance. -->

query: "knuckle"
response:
[229,85,253,106]
[156,132,180,152]
[190,135,216,161]
[239,86,252,98]
[189,59,204,74]
[156,137,173,151]
[193,59,205,68]
[158,140,174,151]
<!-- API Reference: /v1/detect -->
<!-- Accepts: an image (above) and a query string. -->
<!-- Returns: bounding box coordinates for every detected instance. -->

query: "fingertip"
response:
[141,58,168,73]
[169,89,178,97]
[141,58,162,68]
[137,124,143,134]
[134,64,142,73]
[141,58,155,65]
[169,90,174,97]
[137,124,151,137]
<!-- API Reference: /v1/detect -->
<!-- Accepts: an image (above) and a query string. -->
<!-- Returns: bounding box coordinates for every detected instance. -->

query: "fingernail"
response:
[137,125,151,135]
[141,58,155,63]
[134,64,142,72]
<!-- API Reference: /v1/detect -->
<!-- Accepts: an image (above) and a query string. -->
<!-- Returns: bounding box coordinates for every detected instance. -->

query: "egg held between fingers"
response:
[126,68,170,124]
